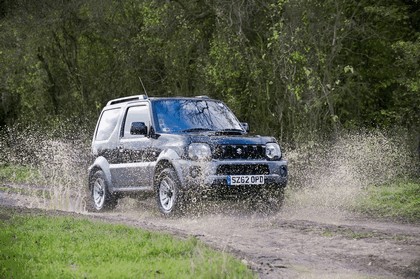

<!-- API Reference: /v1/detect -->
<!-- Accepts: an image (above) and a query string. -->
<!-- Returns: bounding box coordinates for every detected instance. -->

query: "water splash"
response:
[0,125,91,213]
[0,126,418,216]
[284,130,418,216]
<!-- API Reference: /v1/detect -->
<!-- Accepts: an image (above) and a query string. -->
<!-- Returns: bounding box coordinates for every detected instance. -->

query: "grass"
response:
[358,180,420,223]
[0,164,40,184]
[0,185,50,199]
[321,229,376,240]
[0,207,255,279]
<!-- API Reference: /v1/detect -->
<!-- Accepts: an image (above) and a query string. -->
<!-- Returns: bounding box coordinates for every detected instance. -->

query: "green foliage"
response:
[359,180,420,222]
[0,0,418,143]
[0,207,255,278]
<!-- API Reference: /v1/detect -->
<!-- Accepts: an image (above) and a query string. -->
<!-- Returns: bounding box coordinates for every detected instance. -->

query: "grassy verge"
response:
[0,207,255,279]
[358,180,420,223]
[0,164,40,184]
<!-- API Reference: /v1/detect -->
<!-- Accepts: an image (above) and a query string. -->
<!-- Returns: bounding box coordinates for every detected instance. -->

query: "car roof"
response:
[105,95,217,107]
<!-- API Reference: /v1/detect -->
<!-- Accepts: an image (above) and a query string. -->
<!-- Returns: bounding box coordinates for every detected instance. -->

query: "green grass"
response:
[0,164,40,183]
[359,180,420,223]
[0,207,255,279]
[320,228,376,240]
[0,186,50,199]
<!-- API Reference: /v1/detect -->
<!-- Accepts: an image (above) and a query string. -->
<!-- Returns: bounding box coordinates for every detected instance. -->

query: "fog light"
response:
[190,166,201,178]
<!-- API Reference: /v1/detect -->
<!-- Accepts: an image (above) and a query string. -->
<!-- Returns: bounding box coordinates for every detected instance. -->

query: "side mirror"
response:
[241,122,249,133]
[130,122,148,135]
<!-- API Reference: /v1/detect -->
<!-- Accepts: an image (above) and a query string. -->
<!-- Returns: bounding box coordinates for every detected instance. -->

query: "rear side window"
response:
[95,108,121,141]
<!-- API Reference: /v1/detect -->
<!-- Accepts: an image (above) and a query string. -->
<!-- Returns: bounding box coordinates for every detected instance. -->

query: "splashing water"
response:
[0,125,91,213]
[36,139,90,212]
[283,130,418,219]
[0,126,418,216]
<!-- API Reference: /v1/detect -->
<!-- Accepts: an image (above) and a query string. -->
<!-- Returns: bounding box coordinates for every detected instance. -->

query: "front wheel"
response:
[88,170,117,212]
[155,168,184,216]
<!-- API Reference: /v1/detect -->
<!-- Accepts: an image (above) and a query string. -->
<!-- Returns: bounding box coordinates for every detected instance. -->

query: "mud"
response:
[1,191,419,279]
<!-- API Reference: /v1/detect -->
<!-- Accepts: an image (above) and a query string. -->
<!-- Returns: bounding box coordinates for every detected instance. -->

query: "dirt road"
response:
[1,189,419,278]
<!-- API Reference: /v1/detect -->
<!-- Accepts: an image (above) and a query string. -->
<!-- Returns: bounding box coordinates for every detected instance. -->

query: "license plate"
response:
[227,175,264,186]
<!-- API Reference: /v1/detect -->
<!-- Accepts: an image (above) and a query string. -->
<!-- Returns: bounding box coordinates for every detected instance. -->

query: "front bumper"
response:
[172,159,288,191]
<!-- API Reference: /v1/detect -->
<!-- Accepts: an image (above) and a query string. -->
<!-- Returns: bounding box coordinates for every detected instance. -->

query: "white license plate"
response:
[227,175,264,186]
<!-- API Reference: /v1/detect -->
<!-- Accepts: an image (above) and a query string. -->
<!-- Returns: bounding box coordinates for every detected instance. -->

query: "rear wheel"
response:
[88,170,117,212]
[155,168,184,216]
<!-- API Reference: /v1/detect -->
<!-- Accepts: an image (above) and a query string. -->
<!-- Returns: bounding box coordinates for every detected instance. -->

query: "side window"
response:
[123,105,150,138]
[95,108,121,141]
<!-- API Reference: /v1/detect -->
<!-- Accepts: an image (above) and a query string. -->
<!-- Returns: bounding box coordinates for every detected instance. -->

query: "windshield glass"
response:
[152,99,243,133]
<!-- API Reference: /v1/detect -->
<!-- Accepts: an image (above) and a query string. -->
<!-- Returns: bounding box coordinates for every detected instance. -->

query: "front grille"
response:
[216,164,270,175]
[213,144,266,160]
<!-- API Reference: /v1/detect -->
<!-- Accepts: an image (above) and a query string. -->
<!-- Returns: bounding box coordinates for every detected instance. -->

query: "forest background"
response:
[0,0,419,147]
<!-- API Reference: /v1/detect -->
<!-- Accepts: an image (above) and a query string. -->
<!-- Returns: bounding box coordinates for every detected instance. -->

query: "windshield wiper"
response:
[181,128,215,133]
[215,129,244,135]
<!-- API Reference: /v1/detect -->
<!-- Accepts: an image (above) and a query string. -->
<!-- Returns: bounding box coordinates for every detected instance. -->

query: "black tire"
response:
[88,170,118,212]
[155,168,185,216]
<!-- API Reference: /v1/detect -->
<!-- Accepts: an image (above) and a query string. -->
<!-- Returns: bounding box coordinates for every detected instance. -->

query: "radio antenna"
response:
[138,76,148,98]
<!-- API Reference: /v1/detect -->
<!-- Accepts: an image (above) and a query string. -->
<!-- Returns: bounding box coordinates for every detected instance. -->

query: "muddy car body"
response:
[88,95,288,215]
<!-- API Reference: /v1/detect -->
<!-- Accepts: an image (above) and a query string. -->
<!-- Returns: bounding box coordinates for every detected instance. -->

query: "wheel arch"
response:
[153,148,185,188]
[88,156,114,192]
[153,159,175,187]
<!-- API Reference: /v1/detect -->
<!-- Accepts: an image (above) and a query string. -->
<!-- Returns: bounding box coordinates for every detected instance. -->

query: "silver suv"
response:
[88,95,288,216]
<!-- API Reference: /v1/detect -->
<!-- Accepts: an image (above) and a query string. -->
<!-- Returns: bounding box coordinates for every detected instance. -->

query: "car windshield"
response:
[152,99,244,133]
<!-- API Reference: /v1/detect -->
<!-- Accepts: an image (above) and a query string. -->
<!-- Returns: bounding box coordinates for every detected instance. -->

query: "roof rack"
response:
[195,95,210,99]
[107,95,147,106]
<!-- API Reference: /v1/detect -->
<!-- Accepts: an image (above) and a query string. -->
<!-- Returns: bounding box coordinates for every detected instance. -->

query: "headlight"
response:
[266,143,281,160]
[188,143,211,160]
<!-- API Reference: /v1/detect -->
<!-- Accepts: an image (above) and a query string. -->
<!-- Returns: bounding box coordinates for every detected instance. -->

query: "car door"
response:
[110,103,154,189]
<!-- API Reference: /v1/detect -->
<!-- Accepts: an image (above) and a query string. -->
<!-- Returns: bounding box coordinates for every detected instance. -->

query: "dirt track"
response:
[1,189,419,279]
